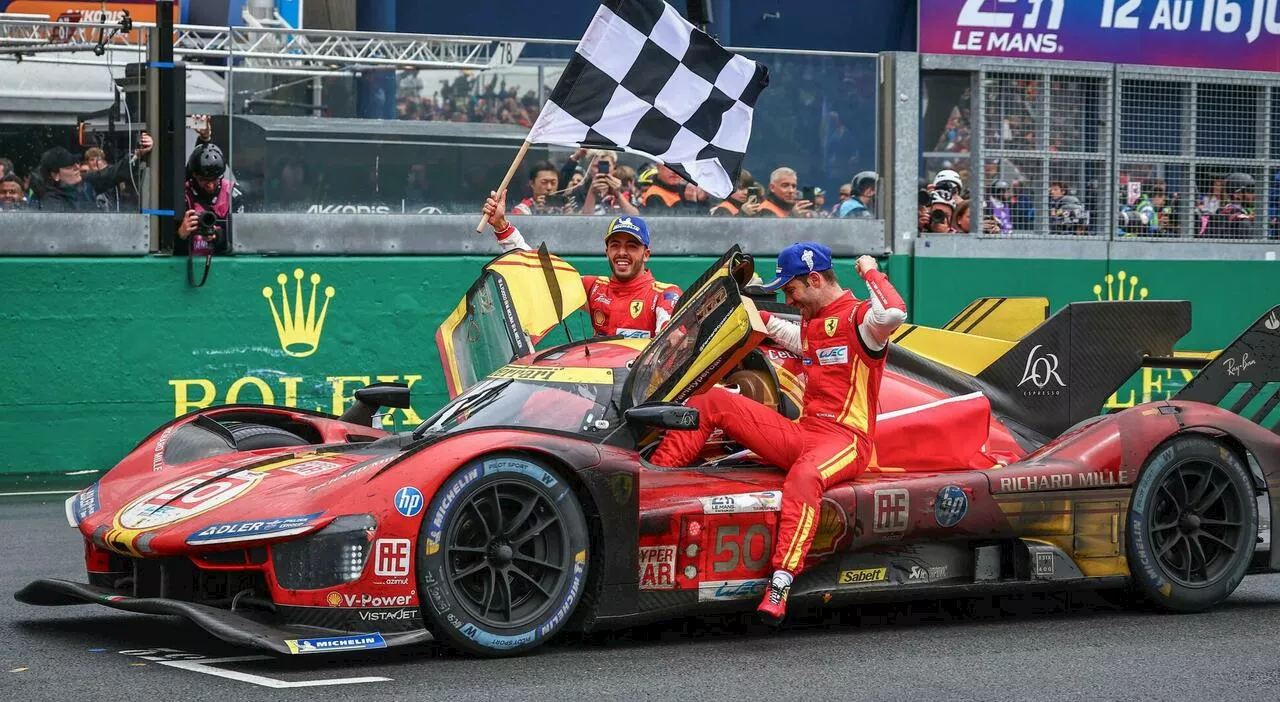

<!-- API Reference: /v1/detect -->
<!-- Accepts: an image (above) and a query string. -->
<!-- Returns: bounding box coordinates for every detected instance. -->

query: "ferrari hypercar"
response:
[17,246,1280,657]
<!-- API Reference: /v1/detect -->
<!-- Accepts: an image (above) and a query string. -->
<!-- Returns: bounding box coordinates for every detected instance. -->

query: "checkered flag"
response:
[528,0,769,198]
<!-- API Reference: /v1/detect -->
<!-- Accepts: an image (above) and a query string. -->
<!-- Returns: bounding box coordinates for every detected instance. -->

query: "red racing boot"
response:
[757,578,790,626]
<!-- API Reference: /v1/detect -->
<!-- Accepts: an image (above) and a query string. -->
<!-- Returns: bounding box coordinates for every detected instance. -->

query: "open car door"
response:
[435,246,586,399]
[621,246,768,409]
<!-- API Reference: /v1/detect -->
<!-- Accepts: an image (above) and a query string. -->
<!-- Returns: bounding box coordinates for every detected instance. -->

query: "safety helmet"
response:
[1225,172,1254,193]
[187,142,226,180]
[929,189,956,209]
[933,169,963,194]
[1055,195,1089,227]
[637,164,658,188]
[851,171,878,196]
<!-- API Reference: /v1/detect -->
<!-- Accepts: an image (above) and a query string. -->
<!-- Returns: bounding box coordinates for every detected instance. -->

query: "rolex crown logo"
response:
[1093,270,1148,301]
[263,268,335,358]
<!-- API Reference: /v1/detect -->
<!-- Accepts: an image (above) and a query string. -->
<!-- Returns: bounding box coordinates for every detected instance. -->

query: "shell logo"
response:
[326,592,343,607]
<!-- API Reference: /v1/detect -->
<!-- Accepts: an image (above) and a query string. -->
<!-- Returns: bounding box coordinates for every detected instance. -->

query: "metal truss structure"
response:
[0,15,520,74]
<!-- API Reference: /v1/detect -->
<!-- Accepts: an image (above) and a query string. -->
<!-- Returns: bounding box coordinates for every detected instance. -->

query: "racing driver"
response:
[482,189,681,338]
[650,242,907,624]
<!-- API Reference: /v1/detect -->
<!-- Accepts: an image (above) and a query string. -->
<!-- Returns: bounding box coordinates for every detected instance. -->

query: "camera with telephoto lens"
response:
[197,210,218,235]
[929,208,950,226]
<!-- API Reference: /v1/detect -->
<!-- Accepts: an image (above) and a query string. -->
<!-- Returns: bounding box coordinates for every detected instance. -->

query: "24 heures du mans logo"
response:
[167,268,423,428]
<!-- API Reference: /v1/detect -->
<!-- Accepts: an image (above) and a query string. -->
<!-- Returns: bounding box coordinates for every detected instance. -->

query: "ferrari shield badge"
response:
[630,300,644,319]
[824,317,838,337]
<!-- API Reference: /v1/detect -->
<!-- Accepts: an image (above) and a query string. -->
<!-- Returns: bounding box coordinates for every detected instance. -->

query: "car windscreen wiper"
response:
[411,379,513,440]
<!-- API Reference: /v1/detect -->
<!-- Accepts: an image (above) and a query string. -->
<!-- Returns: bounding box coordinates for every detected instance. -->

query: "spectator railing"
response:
[919,54,1280,242]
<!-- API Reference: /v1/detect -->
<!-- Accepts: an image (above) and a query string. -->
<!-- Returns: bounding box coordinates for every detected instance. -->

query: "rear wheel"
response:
[1126,435,1256,612]
[416,454,590,656]
[225,422,309,450]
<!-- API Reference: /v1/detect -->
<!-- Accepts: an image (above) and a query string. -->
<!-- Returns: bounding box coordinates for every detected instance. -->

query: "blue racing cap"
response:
[604,215,650,247]
[759,241,833,292]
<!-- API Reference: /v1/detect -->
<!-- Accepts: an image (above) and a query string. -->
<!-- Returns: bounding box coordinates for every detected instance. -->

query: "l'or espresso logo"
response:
[167,268,422,426]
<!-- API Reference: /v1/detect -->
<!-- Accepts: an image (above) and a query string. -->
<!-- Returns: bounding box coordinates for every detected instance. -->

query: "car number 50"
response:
[712,524,771,573]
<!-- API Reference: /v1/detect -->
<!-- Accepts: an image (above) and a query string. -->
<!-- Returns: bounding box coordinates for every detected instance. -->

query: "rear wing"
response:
[1175,305,1280,434]
[889,300,1191,444]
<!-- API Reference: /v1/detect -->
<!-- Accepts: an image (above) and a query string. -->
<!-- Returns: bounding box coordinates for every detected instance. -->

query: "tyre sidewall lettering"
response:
[1129,448,1175,593]
[1128,437,1256,609]
[417,455,588,653]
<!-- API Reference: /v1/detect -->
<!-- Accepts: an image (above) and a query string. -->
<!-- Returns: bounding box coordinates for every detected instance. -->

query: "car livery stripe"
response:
[487,364,614,385]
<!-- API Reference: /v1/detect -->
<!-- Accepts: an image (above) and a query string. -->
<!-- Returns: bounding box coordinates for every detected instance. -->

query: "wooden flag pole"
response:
[475,140,533,233]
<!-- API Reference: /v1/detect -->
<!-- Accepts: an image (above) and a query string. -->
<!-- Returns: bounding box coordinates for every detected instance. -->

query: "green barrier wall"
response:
[0,255,747,488]
[2,254,1277,488]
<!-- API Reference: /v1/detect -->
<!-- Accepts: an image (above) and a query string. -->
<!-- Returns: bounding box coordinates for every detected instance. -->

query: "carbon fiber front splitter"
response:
[14,578,432,655]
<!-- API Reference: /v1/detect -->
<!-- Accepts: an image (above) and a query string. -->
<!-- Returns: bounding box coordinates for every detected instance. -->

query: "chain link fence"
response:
[921,59,1280,241]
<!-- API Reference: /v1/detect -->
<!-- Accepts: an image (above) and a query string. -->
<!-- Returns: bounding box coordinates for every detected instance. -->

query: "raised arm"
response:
[854,255,907,351]
[483,189,531,252]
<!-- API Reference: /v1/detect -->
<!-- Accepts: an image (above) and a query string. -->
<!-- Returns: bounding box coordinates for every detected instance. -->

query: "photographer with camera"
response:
[32,135,152,212]
[579,150,640,216]
[923,190,958,233]
[710,169,762,216]
[510,160,567,215]
[177,117,242,286]
[757,167,814,218]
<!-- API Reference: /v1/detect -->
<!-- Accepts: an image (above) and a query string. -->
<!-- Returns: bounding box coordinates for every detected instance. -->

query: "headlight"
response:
[271,514,376,590]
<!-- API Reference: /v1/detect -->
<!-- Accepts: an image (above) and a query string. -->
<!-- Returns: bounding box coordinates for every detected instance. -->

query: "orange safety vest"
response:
[640,185,682,208]
[711,200,740,216]
[757,199,789,217]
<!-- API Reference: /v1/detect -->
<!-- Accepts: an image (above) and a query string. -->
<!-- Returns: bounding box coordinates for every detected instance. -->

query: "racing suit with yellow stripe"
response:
[651,270,906,575]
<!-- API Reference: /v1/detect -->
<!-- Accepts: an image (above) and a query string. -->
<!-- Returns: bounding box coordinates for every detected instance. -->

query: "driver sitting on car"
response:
[483,190,682,339]
[650,243,907,625]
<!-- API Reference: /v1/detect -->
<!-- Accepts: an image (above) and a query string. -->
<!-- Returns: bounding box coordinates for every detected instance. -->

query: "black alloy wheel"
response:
[1126,435,1257,612]
[1147,457,1247,587]
[445,479,571,629]
[417,454,590,656]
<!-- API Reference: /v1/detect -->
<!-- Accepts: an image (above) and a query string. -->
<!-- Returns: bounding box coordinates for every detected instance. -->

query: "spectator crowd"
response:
[0,139,151,213]
[912,164,1276,240]
[494,147,878,222]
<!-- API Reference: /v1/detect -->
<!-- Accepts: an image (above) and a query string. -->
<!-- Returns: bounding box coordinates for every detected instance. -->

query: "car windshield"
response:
[413,372,618,440]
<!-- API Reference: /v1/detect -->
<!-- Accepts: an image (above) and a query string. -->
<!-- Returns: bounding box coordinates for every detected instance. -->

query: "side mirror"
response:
[624,402,700,431]
[354,383,412,409]
[339,382,411,428]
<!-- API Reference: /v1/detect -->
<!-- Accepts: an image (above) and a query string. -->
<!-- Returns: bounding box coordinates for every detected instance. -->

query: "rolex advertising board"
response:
[1,254,1277,486]
[0,255,727,486]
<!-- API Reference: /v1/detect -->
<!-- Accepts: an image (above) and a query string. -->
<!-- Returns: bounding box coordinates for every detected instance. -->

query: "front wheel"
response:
[1126,435,1257,612]
[415,454,590,656]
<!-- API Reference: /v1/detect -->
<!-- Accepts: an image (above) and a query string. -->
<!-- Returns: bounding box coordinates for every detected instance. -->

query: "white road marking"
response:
[117,649,390,688]
[0,490,79,497]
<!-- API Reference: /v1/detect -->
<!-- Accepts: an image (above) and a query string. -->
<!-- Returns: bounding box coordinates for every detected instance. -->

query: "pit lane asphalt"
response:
[8,493,1280,702]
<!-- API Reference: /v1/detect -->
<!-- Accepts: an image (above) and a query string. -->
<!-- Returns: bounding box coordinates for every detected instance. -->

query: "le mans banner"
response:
[918,0,1280,72]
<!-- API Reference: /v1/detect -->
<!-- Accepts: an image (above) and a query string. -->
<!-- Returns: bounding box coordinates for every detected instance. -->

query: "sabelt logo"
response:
[838,567,887,584]
[327,592,414,608]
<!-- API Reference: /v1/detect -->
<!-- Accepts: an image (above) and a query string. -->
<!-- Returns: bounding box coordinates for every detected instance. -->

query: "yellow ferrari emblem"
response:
[824,317,838,337]
[630,300,643,319]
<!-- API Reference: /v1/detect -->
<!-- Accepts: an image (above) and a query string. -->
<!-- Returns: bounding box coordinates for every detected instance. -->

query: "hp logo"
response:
[394,486,424,518]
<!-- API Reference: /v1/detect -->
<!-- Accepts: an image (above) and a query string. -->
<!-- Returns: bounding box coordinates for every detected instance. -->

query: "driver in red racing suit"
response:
[650,242,907,624]
[483,190,681,338]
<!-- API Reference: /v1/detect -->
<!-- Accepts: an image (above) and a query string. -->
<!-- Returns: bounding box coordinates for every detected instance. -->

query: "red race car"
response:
[17,247,1280,657]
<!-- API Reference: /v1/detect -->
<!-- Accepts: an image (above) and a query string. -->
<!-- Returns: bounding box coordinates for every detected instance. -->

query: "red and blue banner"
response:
[918,0,1280,73]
